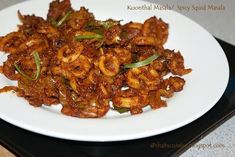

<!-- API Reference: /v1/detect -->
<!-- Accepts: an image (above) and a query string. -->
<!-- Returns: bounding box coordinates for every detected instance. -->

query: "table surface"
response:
[0,0,234,157]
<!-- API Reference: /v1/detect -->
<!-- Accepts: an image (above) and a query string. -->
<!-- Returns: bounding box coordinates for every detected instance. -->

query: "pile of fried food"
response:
[0,0,191,118]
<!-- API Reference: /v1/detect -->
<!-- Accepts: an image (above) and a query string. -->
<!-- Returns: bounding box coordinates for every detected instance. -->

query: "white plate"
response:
[0,0,229,141]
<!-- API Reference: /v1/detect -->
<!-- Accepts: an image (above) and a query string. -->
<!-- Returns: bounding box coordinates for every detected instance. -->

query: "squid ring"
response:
[57,44,83,63]
[126,68,141,89]
[132,36,156,46]
[0,32,25,53]
[98,54,120,77]
[70,55,91,79]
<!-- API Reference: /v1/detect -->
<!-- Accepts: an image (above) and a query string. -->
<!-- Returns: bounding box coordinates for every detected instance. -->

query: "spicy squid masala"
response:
[0,0,191,118]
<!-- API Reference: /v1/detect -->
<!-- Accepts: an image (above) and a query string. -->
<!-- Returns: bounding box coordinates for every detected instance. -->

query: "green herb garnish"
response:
[115,108,130,114]
[75,34,103,41]
[14,51,41,80]
[53,11,71,27]
[97,19,121,29]
[124,54,159,69]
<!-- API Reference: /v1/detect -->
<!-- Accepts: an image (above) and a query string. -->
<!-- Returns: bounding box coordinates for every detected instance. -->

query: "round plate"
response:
[0,0,229,141]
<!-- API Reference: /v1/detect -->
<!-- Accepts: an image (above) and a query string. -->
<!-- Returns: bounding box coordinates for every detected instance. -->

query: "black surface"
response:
[0,38,235,157]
